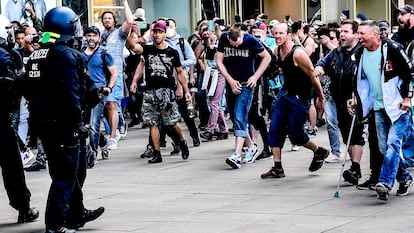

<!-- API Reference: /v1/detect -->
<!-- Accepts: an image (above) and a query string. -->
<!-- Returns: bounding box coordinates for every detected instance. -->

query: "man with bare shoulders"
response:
[261,23,329,179]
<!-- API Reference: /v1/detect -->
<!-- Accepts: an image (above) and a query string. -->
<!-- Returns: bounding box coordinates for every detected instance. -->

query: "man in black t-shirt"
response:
[128,22,192,164]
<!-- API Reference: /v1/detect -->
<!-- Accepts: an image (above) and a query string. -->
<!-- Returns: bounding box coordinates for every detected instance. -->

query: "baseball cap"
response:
[85,26,100,36]
[397,5,414,14]
[378,21,388,30]
[153,22,167,32]
[268,19,279,27]
[133,8,146,21]
[258,23,267,31]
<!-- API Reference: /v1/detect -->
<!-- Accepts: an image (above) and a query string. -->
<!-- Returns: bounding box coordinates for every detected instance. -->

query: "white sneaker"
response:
[107,138,118,150]
[226,153,241,169]
[120,124,128,139]
[325,154,340,163]
[115,130,121,142]
[291,145,300,151]
[243,146,259,164]
[21,149,36,168]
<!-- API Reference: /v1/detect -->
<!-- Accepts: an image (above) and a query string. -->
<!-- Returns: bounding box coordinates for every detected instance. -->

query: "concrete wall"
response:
[324,0,338,23]
[264,0,303,22]
[356,0,387,21]
[142,0,192,38]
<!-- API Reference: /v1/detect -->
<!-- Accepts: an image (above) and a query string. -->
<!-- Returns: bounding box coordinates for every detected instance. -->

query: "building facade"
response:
[0,0,408,38]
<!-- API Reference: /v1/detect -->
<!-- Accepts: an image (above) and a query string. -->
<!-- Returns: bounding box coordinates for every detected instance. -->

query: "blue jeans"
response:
[268,90,310,148]
[324,99,341,156]
[375,110,412,188]
[402,118,414,167]
[233,86,253,137]
[89,100,105,152]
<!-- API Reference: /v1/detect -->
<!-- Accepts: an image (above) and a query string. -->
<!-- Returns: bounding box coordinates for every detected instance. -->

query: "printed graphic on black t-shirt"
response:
[142,44,181,90]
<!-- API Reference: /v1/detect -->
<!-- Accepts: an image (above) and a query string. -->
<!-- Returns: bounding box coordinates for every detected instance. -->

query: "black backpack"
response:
[262,42,279,79]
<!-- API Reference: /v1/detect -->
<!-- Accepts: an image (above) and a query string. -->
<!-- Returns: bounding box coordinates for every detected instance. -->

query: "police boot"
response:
[148,151,162,164]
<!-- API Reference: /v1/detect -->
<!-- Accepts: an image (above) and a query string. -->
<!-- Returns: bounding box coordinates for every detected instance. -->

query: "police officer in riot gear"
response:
[23,7,104,233]
[0,13,39,225]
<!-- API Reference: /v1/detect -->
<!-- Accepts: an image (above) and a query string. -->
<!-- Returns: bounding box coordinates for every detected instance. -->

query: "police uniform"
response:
[24,40,88,230]
[0,46,35,219]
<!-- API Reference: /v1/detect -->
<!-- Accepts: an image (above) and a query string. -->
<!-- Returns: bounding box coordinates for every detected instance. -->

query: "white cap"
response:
[269,19,279,27]
[134,8,146,21]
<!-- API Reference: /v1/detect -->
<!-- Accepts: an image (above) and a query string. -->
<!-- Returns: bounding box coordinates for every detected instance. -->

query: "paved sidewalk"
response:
[1,123,414,233]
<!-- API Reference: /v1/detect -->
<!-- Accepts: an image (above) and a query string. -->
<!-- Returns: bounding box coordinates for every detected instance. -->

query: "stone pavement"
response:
[1,122,414,233]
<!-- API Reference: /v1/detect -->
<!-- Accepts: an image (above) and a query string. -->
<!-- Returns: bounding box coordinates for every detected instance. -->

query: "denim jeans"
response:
[324,99,341,156]
[375,110,412,188]
[233,86,253,137]
[89,100,105,152]
[402,118,414,167]
[268,90,310,147]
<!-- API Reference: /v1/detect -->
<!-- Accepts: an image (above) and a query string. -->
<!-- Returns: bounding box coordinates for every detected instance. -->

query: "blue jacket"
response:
[354,37,414,123]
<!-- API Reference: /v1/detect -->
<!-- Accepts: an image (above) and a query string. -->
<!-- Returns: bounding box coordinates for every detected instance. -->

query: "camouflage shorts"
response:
[142,88,181,126]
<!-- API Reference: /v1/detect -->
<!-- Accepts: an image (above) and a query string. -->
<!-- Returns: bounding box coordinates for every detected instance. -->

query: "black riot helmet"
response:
[42,6,82,43]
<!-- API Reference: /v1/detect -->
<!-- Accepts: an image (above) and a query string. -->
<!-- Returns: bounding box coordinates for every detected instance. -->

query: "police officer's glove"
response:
[99,86,112,97]
[74,123,89,139]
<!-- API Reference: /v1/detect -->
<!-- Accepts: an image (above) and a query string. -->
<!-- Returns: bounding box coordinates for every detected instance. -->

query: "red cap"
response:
[153,22,167,32]
[258,23,267,31]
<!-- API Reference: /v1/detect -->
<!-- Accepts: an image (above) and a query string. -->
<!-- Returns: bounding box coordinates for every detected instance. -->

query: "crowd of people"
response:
[2,1,414,232]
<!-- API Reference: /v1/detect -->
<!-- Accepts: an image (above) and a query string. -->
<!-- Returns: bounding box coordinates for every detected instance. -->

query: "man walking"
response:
[82,26,117,166]
[261,23,329,178]
[100,0,134,150]
[216,23,271,169]
[353,20,414,201]
[127,22,192,164]
[314,20,365,185]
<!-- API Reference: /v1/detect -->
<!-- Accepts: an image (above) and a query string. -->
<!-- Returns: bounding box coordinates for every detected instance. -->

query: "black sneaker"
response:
[375,183,390,201]
[343,168,361,185]
[215,132,228,140]
[180,140,189,160]
[25,161,47,171]
[200,131,213,141]
[316,118,326,127]
[309,147,329,172]
[128,118,140,128]
[170,142,181,155]
[193,137,200,147]
[17,207,39,223]
[357,178,376,190]
[140,144,154,158]
[261,167,285,179]
[66,207,105,229]
[397,175,413,196]
[160,140,167,149]
[256,150,272,160]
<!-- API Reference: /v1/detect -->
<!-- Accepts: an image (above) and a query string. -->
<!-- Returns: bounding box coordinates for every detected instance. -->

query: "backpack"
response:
[83,46,110,108]
[101,48,111,84]
[261,42,279,79]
